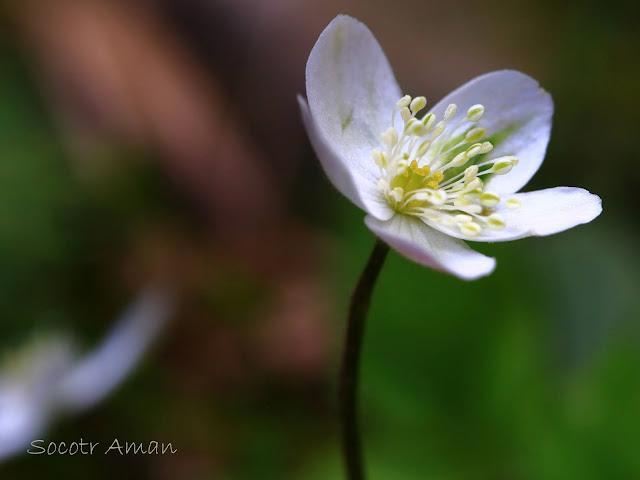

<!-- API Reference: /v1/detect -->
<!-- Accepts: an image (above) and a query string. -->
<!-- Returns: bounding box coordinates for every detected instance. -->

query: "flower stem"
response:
[339,239,390,480]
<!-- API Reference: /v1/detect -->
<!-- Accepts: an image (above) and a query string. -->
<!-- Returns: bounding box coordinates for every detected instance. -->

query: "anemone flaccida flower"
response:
[298,15,602,280]
[0,288,172,461]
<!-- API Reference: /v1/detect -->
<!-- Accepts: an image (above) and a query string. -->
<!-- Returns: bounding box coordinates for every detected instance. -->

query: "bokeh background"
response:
[1,0,639,478]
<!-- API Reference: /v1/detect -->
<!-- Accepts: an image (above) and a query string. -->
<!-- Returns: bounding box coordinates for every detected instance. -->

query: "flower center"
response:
[373,95,522,235]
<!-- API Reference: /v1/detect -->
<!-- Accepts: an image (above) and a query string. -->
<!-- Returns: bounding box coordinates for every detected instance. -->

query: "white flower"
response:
[0,287,173,461]
[298,15,602,280]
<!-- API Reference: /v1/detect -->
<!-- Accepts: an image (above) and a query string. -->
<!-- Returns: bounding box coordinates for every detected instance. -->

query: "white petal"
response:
[299,96,393,220]
[430,70,553,194]
[57,287,173,413]
[365,214,496,280]
[426,187,602,242]
[0,338,74,461]
[304,15,401,219]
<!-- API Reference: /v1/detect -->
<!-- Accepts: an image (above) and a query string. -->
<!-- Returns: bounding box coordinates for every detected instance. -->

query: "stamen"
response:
[375,95,523,234]
[381,127,398,148]
[487,214,506,230]
[479,192,500,207]
[444,104,457,121]
[410,96,427,115]
[465,104,485,122]
[505,198,522,210]
[395,95,412,110]
[465,127,486,143]
[400,107,412,123]
[460,222,481,235]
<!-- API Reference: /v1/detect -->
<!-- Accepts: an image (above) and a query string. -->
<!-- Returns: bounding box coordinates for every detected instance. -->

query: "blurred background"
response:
[0,0,638,478]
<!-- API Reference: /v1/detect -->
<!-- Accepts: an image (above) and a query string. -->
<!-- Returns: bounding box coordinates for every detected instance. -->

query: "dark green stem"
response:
[339,239,390,480]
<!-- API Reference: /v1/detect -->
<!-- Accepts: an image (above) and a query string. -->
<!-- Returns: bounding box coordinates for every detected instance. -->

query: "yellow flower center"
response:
[373,95,522,235]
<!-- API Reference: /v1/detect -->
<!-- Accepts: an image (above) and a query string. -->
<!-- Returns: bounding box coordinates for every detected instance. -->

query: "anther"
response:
[460,222,481,235]
[381,127,398,147]
[465,143,483,159]
[391,187,404,202]
[479,192,500,207]
[410,96,427,115]
[416,140,432,157]
[422,113,436,131]
[505,198,521,210]
[400,107,412,122]
[487,214,506,230]
[493,160,515,175]
[444,104,457,121]
[465,104,485,122]
[372,150,385,167]
[465,127,486,143]
[450,152,467,167]
[464,165,479,178]
[395,95,412,110]
[430,190,447,205]
[465,178,483,190]
[479,142,493,154]
[431,121,446,138]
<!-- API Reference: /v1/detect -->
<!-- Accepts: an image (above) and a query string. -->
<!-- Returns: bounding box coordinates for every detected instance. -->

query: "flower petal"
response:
[57,287,173,413]
[365,214,496,280]
[430,70,553,194]
[304,15,401,219]
[298,96,393,220]
[425,187,602,242]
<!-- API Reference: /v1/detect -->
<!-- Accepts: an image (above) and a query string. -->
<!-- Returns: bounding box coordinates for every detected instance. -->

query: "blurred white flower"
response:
[298,15,602,280]
[0,287,173,461]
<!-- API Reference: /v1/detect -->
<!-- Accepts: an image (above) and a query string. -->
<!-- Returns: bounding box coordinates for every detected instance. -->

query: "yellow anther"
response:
[422,113,436,131]
[479,192,500,207]
[381,127,399,147]
[465,127,486,143]
[401,107,412,122]
[395,95,411,110]
[426,180,439,189]
[431,121,446,138]
[465,104,485,122]
[430,190,447,205]
[410,96,427,115]
[466,204,483,214]
[450,152,467,167]
[463,189,482,199]
[416,140,432,157]
[444,104,457,121]
[460,222,481,236]
[431,171,444,182]
[487,214,506,230]
[410,122,427,137]
[465,178,483,190]
[505,198,521,210]
[391,187,404,202]
[465,143,482,158]
[464,165,479,178]
[480,142,493,154]
[493,161,514,175]
[372,150,387,167]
